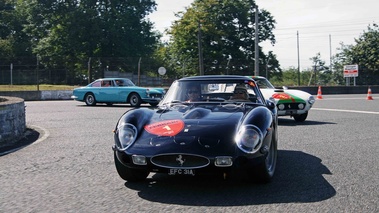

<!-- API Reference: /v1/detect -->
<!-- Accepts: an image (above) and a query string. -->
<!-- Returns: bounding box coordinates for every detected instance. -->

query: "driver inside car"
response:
[186,85,201,102]
[229,84,249,101]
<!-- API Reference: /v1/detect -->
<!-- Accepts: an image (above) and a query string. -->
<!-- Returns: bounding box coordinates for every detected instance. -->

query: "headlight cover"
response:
[308,95,315,105]
[235,125,263,154]
[278,104,285,110]
[116,123,138,151]
[298,103,305,109]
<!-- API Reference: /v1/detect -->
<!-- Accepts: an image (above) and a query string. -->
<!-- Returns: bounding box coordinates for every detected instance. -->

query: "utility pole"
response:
[87,57,91,84]
[254,5,259,76]
[329,34,332,72]
[297,31,301,85]
[138,57,142,86]
[36,56,39,91]
[314,62,318,85]
[226,57,231,75]
[198,21,204,76]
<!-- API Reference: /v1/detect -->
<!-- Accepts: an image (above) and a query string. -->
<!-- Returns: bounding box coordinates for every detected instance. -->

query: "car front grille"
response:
[151,154,210,169]
[150,94,163,99]
[278,103,304,110]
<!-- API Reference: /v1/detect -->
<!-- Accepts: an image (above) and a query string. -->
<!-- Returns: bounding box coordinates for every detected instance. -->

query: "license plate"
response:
[285,110,297,115]
[168,168,195,176]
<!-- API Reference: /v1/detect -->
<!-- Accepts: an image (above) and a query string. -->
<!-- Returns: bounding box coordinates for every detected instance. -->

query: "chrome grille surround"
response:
[151,153,210,169]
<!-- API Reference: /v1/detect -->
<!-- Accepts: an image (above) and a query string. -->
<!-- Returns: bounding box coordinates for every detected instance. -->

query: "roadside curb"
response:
[0,125,49,156]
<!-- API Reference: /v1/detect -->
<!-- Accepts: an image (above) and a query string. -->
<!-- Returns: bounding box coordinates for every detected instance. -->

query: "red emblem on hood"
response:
[272,93,295,102]
[144,119,184,136]
[272,93,291,100]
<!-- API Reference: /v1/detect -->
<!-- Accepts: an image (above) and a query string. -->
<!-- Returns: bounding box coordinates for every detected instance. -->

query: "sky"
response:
[148,0,379,70]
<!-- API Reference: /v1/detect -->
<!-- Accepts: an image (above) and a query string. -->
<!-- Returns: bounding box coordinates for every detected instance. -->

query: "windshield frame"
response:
[159,77,266,106]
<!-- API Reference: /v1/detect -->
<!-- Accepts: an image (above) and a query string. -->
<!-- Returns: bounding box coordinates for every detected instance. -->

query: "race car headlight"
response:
[278,104,285,110]
[117,123,138,151]
[298,103,305,109]
[235,125,263,154]
[308,96,315,105]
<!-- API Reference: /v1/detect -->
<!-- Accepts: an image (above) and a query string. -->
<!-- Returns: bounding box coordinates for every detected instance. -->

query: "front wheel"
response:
[251,129,277,183]
[114,152,149,182]
[84,93,96,106]
[129,93,142,107]
[293,112,308,122]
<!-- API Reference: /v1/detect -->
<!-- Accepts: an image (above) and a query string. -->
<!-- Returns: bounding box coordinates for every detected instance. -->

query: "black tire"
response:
[129,93,142,107]
[251,128,277,183]
[84,93,96,106]
[293,112,308,122]
[114,152,149,182]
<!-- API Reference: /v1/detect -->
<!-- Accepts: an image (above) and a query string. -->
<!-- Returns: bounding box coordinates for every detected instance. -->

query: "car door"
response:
[98,80,119,102]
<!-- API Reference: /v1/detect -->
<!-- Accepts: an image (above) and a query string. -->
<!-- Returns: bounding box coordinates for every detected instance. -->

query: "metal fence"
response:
[0,57,175,87]
[0,66,69,85]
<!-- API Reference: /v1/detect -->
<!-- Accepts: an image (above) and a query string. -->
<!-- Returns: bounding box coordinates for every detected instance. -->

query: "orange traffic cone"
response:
[317,86,323,99]
[367,87,374,100]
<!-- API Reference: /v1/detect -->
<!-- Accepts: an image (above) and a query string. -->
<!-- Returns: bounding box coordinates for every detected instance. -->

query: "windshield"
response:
[254,78,275,89]
[160,79,264,105]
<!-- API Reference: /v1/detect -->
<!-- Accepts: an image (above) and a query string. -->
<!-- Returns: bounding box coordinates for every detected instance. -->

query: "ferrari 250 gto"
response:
[112,75,278,183]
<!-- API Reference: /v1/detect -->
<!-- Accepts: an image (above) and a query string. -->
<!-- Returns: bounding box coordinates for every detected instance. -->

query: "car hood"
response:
[147,87,165,93]
[260,88,312,103]
[123,106,247,155]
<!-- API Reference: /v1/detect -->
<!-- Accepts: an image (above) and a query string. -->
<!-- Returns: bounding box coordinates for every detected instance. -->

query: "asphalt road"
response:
[1,94,379,212]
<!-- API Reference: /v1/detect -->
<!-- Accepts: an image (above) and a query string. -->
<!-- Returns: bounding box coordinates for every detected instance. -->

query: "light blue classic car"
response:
[71,78,165,107]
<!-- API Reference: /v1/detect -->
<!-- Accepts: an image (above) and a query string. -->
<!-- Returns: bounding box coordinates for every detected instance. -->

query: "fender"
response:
[117,108,154,131]
[241,106,273,136]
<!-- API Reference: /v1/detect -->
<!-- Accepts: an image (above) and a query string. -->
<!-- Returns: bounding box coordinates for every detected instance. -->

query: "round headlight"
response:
[298,103,305,109]
[117,123,138,150]
[308,96,315,105]
[235,125,263,154]
[278,104,285,110]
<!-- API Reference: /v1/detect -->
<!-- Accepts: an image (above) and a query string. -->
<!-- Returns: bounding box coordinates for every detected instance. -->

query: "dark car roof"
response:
[246,76,266,80]
[178,75,254,82]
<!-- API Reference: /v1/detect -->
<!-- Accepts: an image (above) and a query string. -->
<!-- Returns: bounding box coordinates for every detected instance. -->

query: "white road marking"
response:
[313,108,379,115]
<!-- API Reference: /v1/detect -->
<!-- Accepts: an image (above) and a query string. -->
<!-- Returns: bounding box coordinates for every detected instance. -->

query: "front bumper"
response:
[276,102,312,116]
[113,146,266,175]
[71,95,80,100]
[278,109,308,116]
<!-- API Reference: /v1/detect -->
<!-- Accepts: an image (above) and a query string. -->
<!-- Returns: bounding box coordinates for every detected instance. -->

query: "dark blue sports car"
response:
[112,75,278,183]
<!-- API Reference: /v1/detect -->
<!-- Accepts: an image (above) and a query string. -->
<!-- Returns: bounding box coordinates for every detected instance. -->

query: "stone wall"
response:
[0,90,73,101]
[0,96,26,145]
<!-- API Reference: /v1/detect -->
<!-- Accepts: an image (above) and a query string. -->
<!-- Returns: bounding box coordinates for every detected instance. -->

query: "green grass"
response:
[0,84,77,91]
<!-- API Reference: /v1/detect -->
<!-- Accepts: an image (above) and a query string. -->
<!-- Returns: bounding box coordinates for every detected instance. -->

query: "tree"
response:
[308,52,329,85]
[166,0,278,76]
[12,0,160,83]
[333,23,379,85]
[0,0,32,58]
[331,43,351,85]
[264,51,282,80]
